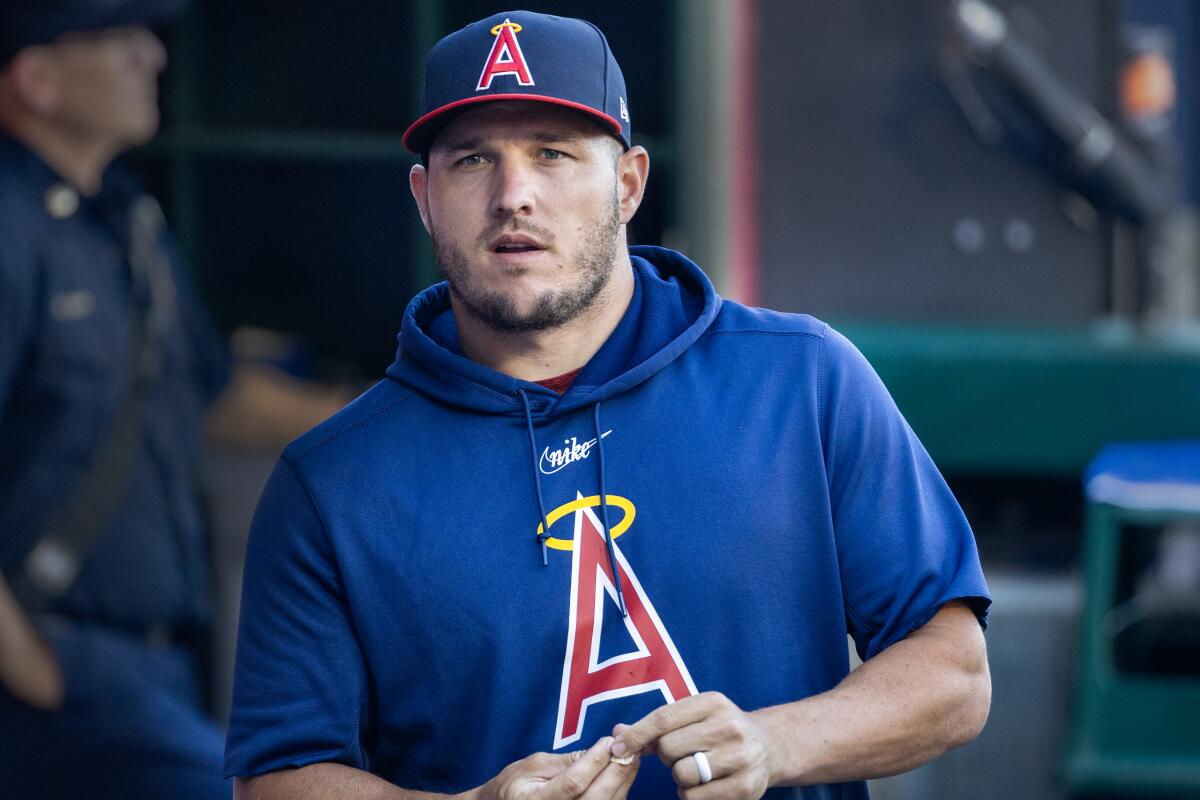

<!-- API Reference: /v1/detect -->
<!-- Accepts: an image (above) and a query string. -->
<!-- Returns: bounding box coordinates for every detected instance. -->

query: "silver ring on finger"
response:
[691,751,713,784]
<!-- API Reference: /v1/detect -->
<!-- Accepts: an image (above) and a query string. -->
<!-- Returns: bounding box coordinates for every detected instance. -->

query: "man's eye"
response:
[540,149,565,160]
[457,154,485,167]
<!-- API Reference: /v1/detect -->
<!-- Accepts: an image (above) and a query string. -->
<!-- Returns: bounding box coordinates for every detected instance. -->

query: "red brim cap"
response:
[403,10,631,154]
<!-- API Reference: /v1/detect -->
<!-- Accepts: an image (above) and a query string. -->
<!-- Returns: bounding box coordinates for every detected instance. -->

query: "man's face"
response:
[44,25,166,148]
[412,102,626,333]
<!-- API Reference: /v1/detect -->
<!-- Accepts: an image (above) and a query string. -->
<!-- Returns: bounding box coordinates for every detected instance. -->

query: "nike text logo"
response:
[540,431,613,475]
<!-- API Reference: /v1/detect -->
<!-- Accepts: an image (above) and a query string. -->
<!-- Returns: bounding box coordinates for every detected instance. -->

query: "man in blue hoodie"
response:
[226,11,992,800]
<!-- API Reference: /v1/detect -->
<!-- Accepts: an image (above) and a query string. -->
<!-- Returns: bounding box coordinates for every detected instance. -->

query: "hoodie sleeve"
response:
[820,327,990,662]
[224,456,371,778]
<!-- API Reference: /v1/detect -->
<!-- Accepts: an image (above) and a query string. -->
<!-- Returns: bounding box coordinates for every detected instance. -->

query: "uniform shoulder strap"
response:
[11,196,175,613]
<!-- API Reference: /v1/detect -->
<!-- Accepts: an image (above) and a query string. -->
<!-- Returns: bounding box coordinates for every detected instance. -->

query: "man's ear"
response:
[616,145,649,225]
[409,163,432,235]
[6,48,61,116]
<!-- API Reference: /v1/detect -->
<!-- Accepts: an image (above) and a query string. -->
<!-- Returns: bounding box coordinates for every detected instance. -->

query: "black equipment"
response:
[754,0,1159,325]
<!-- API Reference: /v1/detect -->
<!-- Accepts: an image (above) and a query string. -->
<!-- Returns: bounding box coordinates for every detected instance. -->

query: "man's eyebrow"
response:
[435,135,483,154]
[435,130,585,154]
[529,130,583,144]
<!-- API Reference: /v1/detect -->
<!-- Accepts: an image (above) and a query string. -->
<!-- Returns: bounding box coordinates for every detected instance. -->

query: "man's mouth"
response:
[491,234,546,254]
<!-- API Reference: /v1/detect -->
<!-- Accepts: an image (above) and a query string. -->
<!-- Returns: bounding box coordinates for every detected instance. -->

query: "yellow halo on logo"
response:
[536,495,636,552]
[490,21,523,35]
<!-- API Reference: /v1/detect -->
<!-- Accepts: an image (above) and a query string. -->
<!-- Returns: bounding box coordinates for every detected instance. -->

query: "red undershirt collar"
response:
[535,367,582,394]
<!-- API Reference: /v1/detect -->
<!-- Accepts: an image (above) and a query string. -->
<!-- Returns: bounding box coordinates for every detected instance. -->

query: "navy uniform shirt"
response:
[0,132,230,631]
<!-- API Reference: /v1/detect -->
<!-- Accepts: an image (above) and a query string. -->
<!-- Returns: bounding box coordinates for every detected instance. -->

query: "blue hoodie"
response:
[225,246,990,799]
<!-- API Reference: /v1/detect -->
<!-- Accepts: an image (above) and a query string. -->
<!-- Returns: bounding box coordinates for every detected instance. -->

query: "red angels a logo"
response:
[537,493,698,749]
[477,19,535,91]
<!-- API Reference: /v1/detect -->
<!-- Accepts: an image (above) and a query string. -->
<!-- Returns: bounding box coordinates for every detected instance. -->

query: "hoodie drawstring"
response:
[519,390,552,566]
[594,402,628,617]
[517,390,629,618]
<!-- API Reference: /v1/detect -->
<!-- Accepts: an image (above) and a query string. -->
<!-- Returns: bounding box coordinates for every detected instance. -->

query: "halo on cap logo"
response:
[477,18,536,91]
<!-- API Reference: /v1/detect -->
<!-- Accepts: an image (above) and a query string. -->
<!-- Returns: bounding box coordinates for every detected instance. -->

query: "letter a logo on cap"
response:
[477,19,535,91]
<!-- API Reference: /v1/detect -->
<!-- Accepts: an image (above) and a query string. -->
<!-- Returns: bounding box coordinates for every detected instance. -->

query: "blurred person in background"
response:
[0,1,349,797]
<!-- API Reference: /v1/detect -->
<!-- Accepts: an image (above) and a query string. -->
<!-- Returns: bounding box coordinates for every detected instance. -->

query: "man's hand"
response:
[0,576,63,711]
[476,737,640,800]
[609,693,772,800]
[236,738,640,800]
[608,602,988,795]
[204,359,355,450]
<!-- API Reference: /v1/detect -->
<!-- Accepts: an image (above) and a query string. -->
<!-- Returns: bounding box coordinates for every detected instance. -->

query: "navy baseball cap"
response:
[1,0,189,67]
[403,10,631,154]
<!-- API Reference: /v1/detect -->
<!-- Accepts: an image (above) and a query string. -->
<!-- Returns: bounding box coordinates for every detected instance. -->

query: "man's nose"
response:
[490,158,536,218]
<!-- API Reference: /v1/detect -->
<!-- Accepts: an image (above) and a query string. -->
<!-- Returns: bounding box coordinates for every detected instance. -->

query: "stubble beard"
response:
[433,189,621,334]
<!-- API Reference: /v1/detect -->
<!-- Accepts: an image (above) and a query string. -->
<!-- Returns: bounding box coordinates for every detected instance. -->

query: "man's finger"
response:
[612,756,641,799]
[655,720,732,765]
[539,737,614,800]
[523,750,583,778]
[610,693,721,756]
[670,745,736,788]
[677,773,758,800]
[578,755,639,799]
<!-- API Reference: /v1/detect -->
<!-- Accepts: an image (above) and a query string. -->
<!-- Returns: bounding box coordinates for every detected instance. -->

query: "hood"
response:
[386,245,721,419]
